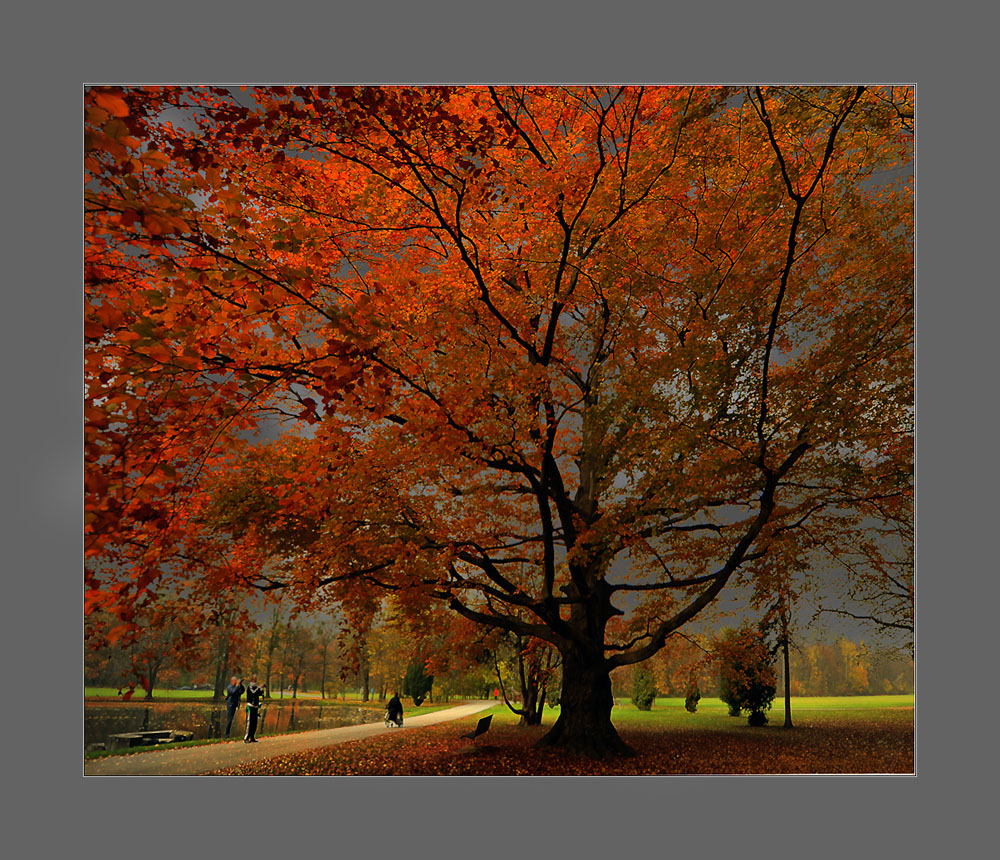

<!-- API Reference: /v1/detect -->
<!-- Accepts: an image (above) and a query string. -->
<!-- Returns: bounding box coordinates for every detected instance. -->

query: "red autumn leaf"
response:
[141,150,171,170]
[94,91,129,117]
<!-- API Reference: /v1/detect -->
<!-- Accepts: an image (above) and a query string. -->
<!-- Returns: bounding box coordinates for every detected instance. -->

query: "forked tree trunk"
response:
[537,651,633,759]
[519,657,550,725]
[519,683,541,726]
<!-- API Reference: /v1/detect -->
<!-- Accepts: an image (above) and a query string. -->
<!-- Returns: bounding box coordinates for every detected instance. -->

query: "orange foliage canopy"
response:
[85,85,913,754]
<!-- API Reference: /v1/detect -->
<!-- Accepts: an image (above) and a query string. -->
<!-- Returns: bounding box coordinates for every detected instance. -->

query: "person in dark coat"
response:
[244,677,265,742]
[386,692,403,726]
[224,676,245,738]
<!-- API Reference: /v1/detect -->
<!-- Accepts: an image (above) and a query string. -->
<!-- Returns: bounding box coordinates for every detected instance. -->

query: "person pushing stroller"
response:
[384,692,404,727]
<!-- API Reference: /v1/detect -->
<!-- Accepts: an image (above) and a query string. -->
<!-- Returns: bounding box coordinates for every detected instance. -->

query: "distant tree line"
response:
[609,630,912,701]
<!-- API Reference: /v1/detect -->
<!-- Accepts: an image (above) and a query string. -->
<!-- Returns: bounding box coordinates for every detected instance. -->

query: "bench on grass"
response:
[461,714,492,741]
[106,729,195,750]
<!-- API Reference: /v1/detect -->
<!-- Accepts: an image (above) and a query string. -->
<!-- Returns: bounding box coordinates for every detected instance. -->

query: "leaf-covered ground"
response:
[210,707,913,776]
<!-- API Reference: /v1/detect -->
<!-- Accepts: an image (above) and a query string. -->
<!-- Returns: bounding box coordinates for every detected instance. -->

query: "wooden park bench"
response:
[460,714,492,742]
[106,729,195,751]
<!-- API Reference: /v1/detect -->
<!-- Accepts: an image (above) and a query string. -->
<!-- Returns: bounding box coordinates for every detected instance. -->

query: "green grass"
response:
[588,694,914,733]
[85,687,215,699]
[643,694,913,711]
[85,687,339,700]
[468,695,913,732]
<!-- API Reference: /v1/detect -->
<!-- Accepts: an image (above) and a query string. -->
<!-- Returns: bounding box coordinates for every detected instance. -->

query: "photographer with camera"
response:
[244,677,265,743]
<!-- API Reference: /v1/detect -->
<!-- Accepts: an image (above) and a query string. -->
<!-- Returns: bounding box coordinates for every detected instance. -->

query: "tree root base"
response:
[535,726,636,761]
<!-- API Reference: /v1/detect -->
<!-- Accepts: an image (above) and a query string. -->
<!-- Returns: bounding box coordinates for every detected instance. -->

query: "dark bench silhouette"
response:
[106,729,195,750]
[461,714,492,741]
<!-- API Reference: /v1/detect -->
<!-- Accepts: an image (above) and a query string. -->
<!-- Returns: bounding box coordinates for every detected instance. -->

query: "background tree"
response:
[85,611,135,687]
[311,621,339,699]
[489,630,561,725]
[423,614,494,702]
[754,571,800,728]
[85,85,913,758]
[278,622,314,698]
[771,594,794,728]
[362,602,416,701]
[209,601,246,702]
[259,605,284,697]
[130,597,192,700]
[85,587,233,700]
[647,630,715,697]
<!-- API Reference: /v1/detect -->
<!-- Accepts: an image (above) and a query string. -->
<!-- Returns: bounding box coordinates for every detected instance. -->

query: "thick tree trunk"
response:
[537,652,632,758]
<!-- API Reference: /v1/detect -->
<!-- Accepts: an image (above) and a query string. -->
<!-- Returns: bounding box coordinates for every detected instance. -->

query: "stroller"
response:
[384,707,404,728]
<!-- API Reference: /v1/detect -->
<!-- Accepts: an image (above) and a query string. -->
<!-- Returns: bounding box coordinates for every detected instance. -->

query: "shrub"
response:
[714,625,777,726]
[402,661,434,707]
[630,665,657,711]
[684,677,701,713]
[718,670,742,716]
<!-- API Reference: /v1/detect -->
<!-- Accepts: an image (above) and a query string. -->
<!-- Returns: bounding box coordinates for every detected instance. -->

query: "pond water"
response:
[84,700,380,748]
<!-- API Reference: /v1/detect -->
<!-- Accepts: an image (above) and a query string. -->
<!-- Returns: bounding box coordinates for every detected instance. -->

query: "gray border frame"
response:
[11,0,992,855]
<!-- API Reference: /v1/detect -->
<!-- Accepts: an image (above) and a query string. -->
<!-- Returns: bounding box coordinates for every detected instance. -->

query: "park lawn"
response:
[212,700,913,776]
[85,687,215,699]
[85,687,339,700]
[649,694,913,712]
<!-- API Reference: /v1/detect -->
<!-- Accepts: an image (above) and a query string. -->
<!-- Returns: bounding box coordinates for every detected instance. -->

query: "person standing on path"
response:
[224,676,245,738]
[244,677,264,743]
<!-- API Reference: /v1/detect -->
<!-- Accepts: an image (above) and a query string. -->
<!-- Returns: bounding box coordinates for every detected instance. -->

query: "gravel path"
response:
[84,700,495,776]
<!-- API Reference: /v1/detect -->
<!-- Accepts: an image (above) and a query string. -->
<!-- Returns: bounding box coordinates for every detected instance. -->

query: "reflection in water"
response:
[84,700,379,748]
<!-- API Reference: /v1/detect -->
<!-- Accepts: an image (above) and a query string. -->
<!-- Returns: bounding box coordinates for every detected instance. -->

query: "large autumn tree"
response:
[85,85,913,757]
